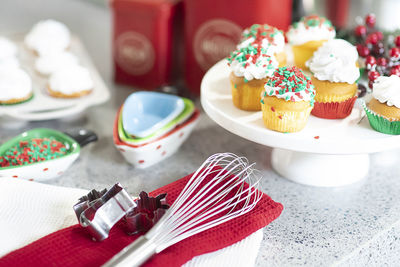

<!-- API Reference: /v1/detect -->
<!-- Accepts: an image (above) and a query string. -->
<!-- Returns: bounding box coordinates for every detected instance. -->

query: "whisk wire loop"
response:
[103,153,263,267]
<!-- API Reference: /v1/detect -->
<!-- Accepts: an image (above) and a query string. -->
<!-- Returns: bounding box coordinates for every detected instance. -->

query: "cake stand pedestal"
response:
[201,60,400,187]
[271,149,369,186]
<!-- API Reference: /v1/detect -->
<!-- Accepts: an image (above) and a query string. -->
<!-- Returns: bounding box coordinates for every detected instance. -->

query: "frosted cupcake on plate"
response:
[227,44,278,111]
[24,20,71,56]
[237,24,286,67]
[48,65,93,98]
[306,39,360,119]
[261,66,315,132]
[364,75,400,135]
[0,68,33,105]
[35,51,79,76]
[287,15,335,70]
[0,37,19,70]
[0,37,17,60]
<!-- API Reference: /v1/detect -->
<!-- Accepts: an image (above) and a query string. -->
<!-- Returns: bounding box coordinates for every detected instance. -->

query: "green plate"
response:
[0,128,79,171]
[119,97,195,145]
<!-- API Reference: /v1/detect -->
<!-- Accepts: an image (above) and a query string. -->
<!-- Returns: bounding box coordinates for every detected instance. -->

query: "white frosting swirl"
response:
[35,51,79,76]
[0,68,32,101]
[49,65,93,94]
[263,84,314,102]
[228,46,278,81]
[25,20,71,56]
[306,39,360,84]
[287,16,335,45]
[373,75,400,108]
[0,37,17,60]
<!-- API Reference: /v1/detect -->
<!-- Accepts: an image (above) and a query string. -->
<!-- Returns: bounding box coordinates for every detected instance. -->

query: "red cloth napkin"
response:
[0,171,283,267]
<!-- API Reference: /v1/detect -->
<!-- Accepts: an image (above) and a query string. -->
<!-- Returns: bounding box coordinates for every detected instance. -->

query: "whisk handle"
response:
[102,236,157,267]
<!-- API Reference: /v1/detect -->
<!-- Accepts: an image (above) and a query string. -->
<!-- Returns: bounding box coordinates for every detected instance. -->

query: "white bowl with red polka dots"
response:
[113,108,200,168]
[0,153,79,182]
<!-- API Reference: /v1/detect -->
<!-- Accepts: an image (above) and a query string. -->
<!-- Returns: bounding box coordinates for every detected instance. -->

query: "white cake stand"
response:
[201,60,400,187]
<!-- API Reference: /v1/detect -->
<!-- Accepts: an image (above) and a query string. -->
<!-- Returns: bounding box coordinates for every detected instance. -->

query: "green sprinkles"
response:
[227,44,277,75]
[266,66,316,106]
[0,137,68,168]
[239,24,283,48]
[292,15,334,31]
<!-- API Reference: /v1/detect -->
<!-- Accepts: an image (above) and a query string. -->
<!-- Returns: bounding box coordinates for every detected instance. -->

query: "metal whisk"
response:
[103,153,263,267]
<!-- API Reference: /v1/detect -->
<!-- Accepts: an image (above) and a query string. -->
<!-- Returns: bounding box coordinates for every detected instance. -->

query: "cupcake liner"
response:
[363,103,400,135]
[231,81,263,111]
[0,94,34,106]
[311,96,357,119]
[261,103,312,133]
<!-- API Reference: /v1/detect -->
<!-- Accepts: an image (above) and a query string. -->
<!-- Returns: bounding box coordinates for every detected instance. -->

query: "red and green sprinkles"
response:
[241,24,283,46]
[292,15,334,30]
[0,137,68,168]
[264,66,316,106]
[227,44,276,82]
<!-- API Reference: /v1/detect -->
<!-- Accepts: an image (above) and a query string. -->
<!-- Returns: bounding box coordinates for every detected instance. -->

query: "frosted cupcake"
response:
[0,68,33,105]
[48,65,93,98]
[261,66,315,132]
[0,37,17,60]
[0,37,19,70]
[364,75,400,135]
[227,44,278,111]
[287,15,335,70]
[306,39,359,119]
[25,20,71,56]
[35,51,79,76]
[237,24,286,67]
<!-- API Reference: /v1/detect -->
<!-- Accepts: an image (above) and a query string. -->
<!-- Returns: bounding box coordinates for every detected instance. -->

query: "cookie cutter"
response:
[73,183,137,241]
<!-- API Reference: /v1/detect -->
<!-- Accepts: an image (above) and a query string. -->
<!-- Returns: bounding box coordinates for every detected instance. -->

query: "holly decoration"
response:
[353,13,400,88]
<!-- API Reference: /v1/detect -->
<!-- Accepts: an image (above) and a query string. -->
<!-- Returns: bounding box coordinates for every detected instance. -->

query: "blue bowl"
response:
[122,92,185,138]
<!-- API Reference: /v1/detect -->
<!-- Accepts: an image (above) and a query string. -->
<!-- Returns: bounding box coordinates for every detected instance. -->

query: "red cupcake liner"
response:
[311,96,357,119]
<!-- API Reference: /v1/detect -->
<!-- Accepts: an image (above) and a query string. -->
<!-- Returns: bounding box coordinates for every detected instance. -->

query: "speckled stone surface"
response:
[1,0,400,265]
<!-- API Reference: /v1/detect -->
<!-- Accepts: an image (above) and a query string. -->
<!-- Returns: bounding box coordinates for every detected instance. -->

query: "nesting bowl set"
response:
[113,91,200,168]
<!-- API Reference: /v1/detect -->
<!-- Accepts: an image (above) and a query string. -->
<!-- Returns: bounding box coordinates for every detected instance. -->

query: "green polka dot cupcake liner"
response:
[363,102,400,135]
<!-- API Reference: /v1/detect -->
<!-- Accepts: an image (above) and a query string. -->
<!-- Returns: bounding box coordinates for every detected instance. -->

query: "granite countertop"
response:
[1,0,400,266]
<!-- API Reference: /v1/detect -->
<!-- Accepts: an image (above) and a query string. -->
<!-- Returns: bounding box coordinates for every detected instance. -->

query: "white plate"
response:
[0,34,110,121]
[201,59,400,155]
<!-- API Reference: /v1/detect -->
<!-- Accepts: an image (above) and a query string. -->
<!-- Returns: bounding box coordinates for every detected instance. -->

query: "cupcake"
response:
[0,37,19,70]
[287,15,335,70]
[306,39,360,119]
[35,51,79,76]
[237,24,286,67]
[0,68,33,105]
[48,65,94,98]
[227,44,278,111]
[261,66,315,132]
[24,20,71,56]
[0,37,17,60]
[364,75,400,135]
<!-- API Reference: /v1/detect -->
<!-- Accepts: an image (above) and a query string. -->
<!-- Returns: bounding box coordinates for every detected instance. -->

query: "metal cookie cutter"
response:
[73,183,137,241]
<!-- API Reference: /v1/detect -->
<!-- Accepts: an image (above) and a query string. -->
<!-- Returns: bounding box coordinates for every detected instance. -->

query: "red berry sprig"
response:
[353,13,400,88]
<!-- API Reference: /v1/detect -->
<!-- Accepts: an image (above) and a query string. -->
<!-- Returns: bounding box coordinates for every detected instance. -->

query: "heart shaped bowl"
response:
[113,106,200,168]
[122,92,185,138]
[119,97,195,146]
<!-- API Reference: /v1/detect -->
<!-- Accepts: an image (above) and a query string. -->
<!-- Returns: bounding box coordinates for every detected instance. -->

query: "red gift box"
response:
[110,0,182,90]
[183,0,292,95]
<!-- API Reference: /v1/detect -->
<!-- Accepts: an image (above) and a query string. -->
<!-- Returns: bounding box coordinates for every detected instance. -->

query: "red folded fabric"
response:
[0,171,283,267]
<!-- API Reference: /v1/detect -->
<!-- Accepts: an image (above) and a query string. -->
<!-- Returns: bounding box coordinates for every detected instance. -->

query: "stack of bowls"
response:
[113,91,200,168]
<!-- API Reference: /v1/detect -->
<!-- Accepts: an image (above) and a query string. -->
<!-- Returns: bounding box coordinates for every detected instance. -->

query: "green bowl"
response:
[0,128,80,181]
[118,97,195,145]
